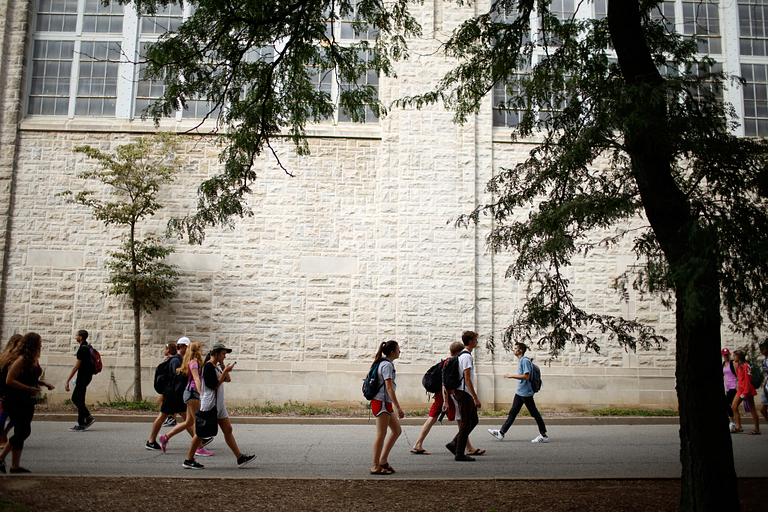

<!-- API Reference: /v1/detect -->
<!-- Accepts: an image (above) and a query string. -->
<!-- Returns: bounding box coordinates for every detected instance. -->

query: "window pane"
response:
[28,40,74,116]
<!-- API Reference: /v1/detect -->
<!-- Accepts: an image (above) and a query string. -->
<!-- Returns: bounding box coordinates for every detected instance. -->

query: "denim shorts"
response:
[761,388,768,406]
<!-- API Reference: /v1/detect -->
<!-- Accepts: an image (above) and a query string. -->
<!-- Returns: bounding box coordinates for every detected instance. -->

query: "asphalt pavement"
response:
[7,418,767,479]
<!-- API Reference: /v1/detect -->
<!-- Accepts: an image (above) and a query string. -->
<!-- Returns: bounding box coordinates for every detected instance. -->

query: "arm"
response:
[65,359,81,391]
[442,385,450,411]
[220,362,232,382]
[191,362,202,392]
[218,364,234,387]
[38,379,55,390]
[6,357,40,396]
[504,372,530,381]
[384,378,404,419]
[463,367,481,408]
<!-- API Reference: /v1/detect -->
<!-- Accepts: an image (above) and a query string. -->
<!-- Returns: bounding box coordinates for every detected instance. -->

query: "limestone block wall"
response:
[6,0,761,412]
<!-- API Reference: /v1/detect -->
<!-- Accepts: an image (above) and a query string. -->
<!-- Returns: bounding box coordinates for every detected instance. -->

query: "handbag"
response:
[194,366,219,438]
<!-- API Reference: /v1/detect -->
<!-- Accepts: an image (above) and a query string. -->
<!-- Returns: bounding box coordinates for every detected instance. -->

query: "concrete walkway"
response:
[9,417,767,479]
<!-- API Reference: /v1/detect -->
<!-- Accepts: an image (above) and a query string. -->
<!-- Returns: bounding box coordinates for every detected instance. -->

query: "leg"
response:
[746,396,760,432]
[379,413,402,467]
[3,402,33,469]
[725,389,736,420]
[71,381,90,426]
[523,395,547,435]
[166,400,198,441]
[218,417,242,457]
[453,390,473,457]
[732,395,743,430]
[412,415,438,452]
[500,394,525,434]
[148,412,168,443]
[371,411,389,472]
[186,435,203,461]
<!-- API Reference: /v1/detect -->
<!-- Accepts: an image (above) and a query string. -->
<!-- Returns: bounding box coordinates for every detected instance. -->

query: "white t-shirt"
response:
[457,349,474,393]
[372,359,396,403]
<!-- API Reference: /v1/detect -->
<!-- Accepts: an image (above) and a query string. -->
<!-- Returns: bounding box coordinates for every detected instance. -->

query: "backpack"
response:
[422,359,445,394]
[153,358,173,394]
[171,355,188,399]
[88,344,103,374]
[442,352,466,391]
[529,359,542,393]
[748,361,763,391]
[362,359,385,400]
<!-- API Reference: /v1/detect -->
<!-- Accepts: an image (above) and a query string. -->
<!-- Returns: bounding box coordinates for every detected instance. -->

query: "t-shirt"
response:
[372,359,395,403]
[76,343,94,382]
[187,360,200,390]
[516,356,534,397]
[200,362,223,412]
[457,350,474,393]
[762,359,768,392]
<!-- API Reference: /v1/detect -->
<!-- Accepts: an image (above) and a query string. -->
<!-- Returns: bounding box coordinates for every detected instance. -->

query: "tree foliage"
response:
[60,133,181,400]
[122,0,421,243]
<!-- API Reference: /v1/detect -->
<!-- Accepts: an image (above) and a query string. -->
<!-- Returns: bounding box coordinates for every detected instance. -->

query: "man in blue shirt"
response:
[487,342,549,443]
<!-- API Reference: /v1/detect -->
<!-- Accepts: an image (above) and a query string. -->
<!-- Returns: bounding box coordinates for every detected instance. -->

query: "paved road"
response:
[9,420,768,479]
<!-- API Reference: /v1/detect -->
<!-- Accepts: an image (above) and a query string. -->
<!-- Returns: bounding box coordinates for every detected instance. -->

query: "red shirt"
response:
[736,362,757,397]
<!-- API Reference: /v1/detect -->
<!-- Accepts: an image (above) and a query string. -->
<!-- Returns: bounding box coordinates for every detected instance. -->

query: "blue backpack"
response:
[362,359,385,400]
[528,358,542,393]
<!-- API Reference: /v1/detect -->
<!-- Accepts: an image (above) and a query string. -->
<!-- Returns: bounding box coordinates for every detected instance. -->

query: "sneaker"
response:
[10,467,31,474]
[182,459,204,470]
[488,429,505,441]
[196,447,214,457]
[159,434,168,453]
[0,460,5,474]
[531,434,549,443]
[145,440,161,451]
[445,442,456,455]
[68,425,86,432]
[728,422,737,432]
[162,417,177,427]
[201,437,214,447]
[83,417,96,430]
[236,453,256,468]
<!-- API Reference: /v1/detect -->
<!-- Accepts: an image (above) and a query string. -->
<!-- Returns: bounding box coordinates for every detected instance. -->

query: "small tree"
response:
[60,133,180,401]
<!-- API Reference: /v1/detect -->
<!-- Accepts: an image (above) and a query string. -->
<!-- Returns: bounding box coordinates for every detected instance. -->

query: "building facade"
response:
[0,1,763,409]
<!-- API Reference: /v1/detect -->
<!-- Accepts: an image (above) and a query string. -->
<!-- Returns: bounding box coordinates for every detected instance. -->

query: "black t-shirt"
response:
[202,362,219,390]
[76,343,94,381]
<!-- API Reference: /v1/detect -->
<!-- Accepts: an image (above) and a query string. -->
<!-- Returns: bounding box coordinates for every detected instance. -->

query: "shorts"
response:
[371,399,393,417]
[160,393,186,415]
[428,393,456,421]
[762,389,768,406]
[183,387,200,403]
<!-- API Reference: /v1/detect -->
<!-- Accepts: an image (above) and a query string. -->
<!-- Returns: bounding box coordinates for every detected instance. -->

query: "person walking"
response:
[0,333,54,473]
[731,349,760,435]
[0,335,23,449]
[159,343,178,427]
[722,348,739,432]
[160,340,212,456]
[411,341,483,456]
[487,342,549,443]
[64,330,95,432]
[370,340,404,475]
[759,341,768,428]
[446,331,481,462]
[146,337,207,450]
[182,343,255,470]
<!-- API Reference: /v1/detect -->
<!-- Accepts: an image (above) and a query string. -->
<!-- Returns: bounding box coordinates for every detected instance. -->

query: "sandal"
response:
[747,430,761,435]
[468,448,486,456]
[370,466,392,475]
[730,427,743,433]
[380,463,395,473]
[410,448,430,455]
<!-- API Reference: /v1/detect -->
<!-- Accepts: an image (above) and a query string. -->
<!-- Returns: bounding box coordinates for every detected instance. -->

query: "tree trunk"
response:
[608,1,739,510]
[133,295,142,401]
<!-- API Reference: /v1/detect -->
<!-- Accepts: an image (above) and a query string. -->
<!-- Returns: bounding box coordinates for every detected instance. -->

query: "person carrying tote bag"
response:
[182,343,255,470]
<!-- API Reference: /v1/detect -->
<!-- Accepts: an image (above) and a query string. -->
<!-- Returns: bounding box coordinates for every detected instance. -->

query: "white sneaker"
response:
[488,429,504,441]
[729,422,737,431]
[531,434,549,443]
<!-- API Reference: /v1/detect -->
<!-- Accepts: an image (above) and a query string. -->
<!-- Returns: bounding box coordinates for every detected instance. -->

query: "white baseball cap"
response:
[177,337,190,346]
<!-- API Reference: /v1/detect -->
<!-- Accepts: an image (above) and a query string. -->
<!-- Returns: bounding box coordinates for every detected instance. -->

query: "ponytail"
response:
[371,340,398,368]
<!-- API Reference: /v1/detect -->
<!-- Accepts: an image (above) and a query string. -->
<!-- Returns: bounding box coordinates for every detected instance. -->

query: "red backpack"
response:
[88,344,103,374]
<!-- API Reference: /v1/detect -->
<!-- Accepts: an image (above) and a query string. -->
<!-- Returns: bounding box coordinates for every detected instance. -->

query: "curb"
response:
[34,413,683,426]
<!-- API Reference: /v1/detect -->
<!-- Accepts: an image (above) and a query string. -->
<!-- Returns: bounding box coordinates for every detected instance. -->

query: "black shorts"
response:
[160,393,186,415]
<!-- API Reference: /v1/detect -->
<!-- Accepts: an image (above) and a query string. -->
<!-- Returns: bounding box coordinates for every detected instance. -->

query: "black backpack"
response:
[153,358,172,394]
[422,359,445,394]
[529,359,542,393]
[362,359,386,400]
[442,352,466,391]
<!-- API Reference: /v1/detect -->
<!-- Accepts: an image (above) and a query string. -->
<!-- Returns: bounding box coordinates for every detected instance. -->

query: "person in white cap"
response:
[146,338,212,450]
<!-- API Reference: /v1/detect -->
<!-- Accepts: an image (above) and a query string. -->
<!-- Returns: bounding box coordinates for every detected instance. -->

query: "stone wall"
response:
[4,1,757,412]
